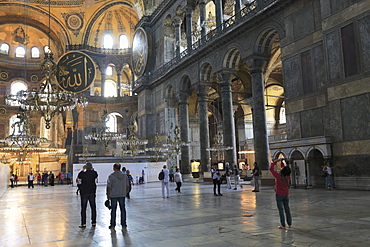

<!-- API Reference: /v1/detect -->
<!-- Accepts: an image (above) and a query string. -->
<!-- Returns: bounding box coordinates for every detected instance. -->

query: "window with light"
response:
[15,46,26,58]
[0,43,9,55]
[119,35,129,49]
[31,47,40,58]
[103,34,114,49]
[104,79,117,97]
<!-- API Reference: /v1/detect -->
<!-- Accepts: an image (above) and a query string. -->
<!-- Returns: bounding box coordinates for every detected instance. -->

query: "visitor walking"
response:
[211,163,222,196]
[174,168,183,193]
[160,165,170,198]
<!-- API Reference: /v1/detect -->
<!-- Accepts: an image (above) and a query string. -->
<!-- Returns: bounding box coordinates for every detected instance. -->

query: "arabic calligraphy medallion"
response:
[56,51,96,93]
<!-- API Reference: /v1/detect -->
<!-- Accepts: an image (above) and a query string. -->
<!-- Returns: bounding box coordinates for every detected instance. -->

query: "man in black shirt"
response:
[77,162,98,228]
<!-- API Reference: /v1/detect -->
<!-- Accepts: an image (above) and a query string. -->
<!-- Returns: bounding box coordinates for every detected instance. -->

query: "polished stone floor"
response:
[0,181,369,247]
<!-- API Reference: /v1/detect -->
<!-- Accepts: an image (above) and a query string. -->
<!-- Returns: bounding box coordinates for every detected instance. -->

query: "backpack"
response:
[158,170,164,180]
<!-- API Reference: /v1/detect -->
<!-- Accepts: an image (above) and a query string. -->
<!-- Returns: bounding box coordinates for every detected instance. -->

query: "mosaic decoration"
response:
[13,26,29,45]
[17,0,85,6]
[114,10,126,33]
[105,11,113,33]
[62,12,84,36]
[0,72,8,80]
[0,108,6,115]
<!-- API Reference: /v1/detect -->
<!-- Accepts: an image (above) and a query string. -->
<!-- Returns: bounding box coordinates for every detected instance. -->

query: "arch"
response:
[271,150,288,160]
[31,46,40,58]
[199,62,213,81]
[223,47,241,69]
[106,112,123,132]
[83,1,136,46]
[252,21,285,55]
[289,148,305,160]
[104,79,117,97]
[0,43,10,55]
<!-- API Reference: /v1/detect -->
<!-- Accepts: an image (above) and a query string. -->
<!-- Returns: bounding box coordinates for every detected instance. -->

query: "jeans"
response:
[226,176,232,188]
[234,175,240,188]
[110,197,126,227]
[276,194,292,227]
[253,176,260,191]
[213,179,221,194]
[175,182,182,192]
[80,193,97,225]
[326,174,333,189]
[162,181,169,197]
[28,180,34,188]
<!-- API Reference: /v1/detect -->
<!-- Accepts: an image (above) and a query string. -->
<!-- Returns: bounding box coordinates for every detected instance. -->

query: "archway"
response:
[290,150,306,188]
[307,149,326,188]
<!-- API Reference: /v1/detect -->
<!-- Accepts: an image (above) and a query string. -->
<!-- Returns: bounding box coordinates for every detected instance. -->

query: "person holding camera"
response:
[211,163,223,196]
[270,158,292,230]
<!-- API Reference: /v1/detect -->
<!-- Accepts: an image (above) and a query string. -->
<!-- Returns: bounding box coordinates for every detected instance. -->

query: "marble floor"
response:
[0,181,369,247]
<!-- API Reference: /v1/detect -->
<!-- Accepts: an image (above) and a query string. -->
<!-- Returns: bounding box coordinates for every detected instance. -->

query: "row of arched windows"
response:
[103,34,129,49]
[0,43,51,58]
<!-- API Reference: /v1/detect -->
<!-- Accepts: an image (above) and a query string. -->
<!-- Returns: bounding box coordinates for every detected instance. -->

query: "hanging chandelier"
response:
[117,125,148,157]
[75,143,96,162]
[145,133,167,161]
[162,126,189,159]
[0,112,66,157]
[5,51,88,129]
[84,110,126,151]
[207,132,233,160]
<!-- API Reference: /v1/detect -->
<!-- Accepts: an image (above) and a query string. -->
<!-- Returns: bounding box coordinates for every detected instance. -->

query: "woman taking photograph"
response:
[270,158,292,230]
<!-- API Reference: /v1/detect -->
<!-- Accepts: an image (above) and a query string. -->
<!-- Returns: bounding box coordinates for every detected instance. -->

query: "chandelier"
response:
[117,125,148,157]
[163,126,189,159]
[0,112,66,158]
[207,132,233,160]
[5,51,88,129]
[84,110,126,151]
[145,133,167,161]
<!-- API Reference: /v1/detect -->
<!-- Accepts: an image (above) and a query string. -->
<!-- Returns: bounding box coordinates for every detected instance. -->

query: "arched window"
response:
[279,102,286,124]
[31,47,40,58]
[106,112,123,132]
[106,113,117,132]
[0,43,9,55]
[15,46,26,58]
[119,35,129,49]
[10,80,28,106]
[104,79,117,97]
[106,65,114,76]
[103,34,114,49]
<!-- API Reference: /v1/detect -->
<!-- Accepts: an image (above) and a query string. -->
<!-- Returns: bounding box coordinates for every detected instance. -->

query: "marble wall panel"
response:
[341,93,370,141]
[282,55,302,100]
[313,44,327,90]
[292,2,315,41]
[358,15,370,71]
[324,100,343,142]
[319,0,331,19]
[300,108,324,138]
[330,0,361,14]
[286,112,301,139]
[325,31,342,81]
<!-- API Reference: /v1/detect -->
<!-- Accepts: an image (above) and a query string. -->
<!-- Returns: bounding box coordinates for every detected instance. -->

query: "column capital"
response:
[173,16,183,26]
[215,69,237,85]
[184,5,194,15]
[242,55,268,71]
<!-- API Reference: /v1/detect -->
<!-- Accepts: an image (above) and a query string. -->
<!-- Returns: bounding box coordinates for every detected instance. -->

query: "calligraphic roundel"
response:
[56,51,96,93]
[132,27,148,77]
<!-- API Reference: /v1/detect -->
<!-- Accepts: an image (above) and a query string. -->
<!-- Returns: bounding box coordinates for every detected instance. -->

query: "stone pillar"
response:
[247,57,270,170]
[235,0,242,21]
[217,70,237,166]
[185,5,193,51]
[179,92,190,174]
[199,0,207,38]
[214,0,224,33]
[173,16,183,58]
[116,73,121,97]
[198,82,211,173]
[101,71,106,97]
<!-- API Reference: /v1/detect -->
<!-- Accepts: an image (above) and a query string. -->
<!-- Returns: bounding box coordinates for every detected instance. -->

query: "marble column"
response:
[199,0,207,39]
[218,70,237,166]
[198,82,211,173]
[185,5,193,51]
[101,71,106,97]
[179,92,190,174]
[173,16,183,58]
[214,0,224,33]
[235,0,242,21]
[248,57,270,170]
[116,73,121,97]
